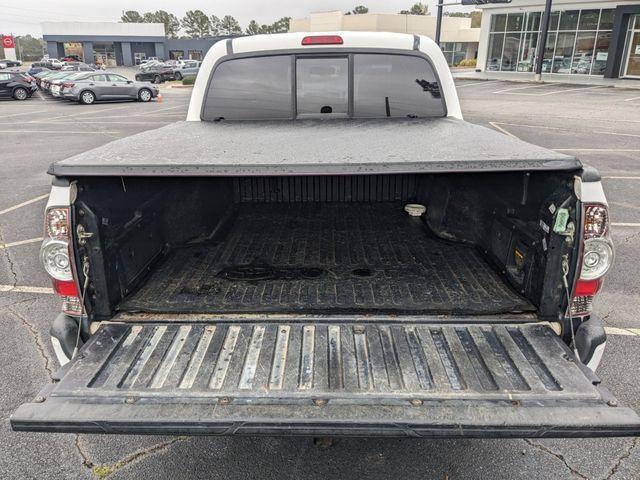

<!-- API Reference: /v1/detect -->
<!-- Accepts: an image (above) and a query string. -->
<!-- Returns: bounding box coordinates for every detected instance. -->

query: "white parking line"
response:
[0,193,49,216]
[493,84,553,94]
[489,122,517,138]
[554,148,640,153]
[538,85,607,96]
[34,104,136,123]
[2,109,53,119]
[0,285,54,294]
[604,327,640,337]
[0,130,121,134]
[0,237,43,250]
[624,96,640,102]
[594,131,640,138]
[611,222,640,227]
[603,176,640,180]
[0,121,172,126]
[456,80,501,88]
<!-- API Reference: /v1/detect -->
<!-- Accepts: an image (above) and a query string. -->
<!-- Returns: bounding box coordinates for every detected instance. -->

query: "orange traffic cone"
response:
[157,93,163,103]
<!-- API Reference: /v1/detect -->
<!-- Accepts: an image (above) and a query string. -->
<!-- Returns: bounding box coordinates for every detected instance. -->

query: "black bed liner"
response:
[48,118,581,177]
[12,321,640,437]
[120,203,533,315]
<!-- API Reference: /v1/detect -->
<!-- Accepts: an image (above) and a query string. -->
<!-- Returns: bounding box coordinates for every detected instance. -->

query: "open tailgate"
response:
[11,321,640,437]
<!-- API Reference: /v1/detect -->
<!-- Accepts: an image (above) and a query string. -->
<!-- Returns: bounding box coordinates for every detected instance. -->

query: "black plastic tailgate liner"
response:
[120,203,534,315]
[12,321,640,437]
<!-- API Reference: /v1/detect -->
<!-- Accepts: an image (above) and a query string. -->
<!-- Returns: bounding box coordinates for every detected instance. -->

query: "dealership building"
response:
[290,11,481,65]
[42,22,227,66]
[475,0,640,79]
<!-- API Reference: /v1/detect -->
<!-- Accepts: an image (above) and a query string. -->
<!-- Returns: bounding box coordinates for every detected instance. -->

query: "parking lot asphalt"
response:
[1,79,639,479]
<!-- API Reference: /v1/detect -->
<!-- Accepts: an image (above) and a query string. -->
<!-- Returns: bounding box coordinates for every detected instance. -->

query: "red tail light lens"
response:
[53,279,79,297]
[62,82,75,88]
[301,35,344,45]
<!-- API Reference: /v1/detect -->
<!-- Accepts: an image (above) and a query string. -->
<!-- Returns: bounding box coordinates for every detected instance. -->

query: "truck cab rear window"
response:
[203,53,445,121]
[203,56,293,121]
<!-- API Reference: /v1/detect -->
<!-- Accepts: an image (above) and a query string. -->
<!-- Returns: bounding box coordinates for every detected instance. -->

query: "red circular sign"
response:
[2,36,15,49]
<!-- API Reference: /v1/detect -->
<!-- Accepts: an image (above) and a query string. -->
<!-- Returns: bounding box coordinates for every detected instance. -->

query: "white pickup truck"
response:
[12,32,640,438]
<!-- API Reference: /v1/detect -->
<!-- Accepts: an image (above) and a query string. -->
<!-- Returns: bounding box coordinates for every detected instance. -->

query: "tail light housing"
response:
[41,207,83,316]
[301,35,344,45]
[571,204,614,316]
[61,82,75,89]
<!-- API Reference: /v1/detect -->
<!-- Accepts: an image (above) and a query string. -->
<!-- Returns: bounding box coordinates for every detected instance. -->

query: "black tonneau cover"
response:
[12,321,640,437]
[48,118,581,177]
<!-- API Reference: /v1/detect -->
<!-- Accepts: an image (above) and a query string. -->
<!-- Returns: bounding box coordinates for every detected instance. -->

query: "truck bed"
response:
[48,118,580,177]
[120,203,533,315]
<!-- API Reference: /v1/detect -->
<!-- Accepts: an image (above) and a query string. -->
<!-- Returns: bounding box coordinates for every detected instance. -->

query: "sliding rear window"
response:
[203,53,445,121]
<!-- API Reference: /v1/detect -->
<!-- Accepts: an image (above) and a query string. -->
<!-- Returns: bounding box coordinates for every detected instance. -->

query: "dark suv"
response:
[0,70,37,100]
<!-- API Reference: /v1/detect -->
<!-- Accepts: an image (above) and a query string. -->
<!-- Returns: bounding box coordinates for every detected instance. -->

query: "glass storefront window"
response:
[542,33,557,73]
[599,10,614,30]
[486,8,614,76]
[623,16,640,78]
[487,33,504,71]
[506,13,525,32]
[592,32,611,75]
[572,32,596,74]
[501,33,522,71]
[491,14,507,32]
[553,32,576,73]
[559,10,579,31]
[518,32,538,72]
[527,12,541,32]
[579,10,600,30]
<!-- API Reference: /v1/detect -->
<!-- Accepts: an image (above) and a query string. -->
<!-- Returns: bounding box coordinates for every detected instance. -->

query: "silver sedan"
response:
[60,72,159,104]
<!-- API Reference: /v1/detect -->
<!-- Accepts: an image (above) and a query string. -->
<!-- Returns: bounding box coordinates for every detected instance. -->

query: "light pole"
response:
[534,0,553,81]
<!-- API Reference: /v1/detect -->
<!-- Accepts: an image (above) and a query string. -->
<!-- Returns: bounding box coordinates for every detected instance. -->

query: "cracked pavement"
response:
[1,81,639,479]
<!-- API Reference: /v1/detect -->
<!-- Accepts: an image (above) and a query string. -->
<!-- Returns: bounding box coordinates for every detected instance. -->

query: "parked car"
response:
[0,59,21,69]
[173,60,200,80]
[45,58,64,70]
[60,62,94,72]
[62,55,81,62]
[11,32,640,439]
[33,70,57,88]
[28,64,50,76]
[138,57,160,68]
[50,72,93,98]
[135,65,174,83]
[41,71,78,93]
[0,70,37,100]
[59,72,159,104]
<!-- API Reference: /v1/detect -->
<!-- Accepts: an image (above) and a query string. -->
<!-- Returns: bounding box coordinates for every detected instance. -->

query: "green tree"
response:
[210,15,222,35]
[245,20,261,35]
[181,10,212,38]
[217,15,242,35]
[269,16,291,33]
[154,11,181,38]
[346,5,369,15]
[121,10,144,22]
[399,2,429,15]
[14,35,46,61]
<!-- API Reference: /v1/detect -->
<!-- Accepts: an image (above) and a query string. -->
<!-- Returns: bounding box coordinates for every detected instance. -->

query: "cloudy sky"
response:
[1,0,474,36]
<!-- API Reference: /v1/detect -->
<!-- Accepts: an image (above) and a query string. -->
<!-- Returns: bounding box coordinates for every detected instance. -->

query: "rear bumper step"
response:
[11,321,640,437]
